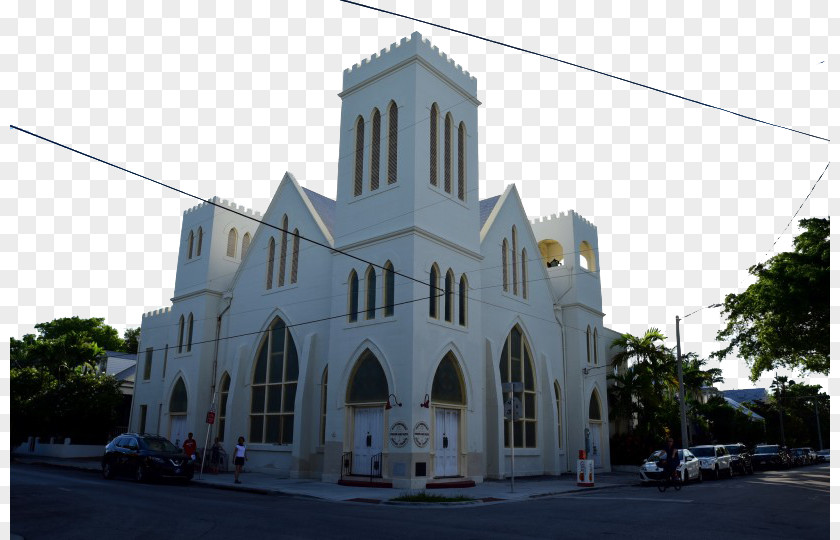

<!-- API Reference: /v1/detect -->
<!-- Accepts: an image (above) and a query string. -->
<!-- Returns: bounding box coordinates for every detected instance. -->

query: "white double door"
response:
[169,415,187,447]
[353,407,383,476]
[588,423,602,468]
[434,409,459,477]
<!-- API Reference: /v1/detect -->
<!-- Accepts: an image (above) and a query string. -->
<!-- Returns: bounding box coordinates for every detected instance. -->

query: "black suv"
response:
[751,444,791,470]
[724,443,754,475]
[102,433,193,482]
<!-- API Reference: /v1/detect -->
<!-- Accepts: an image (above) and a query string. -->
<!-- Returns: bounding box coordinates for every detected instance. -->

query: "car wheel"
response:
[135,465,146,483]
[102,461,114,480]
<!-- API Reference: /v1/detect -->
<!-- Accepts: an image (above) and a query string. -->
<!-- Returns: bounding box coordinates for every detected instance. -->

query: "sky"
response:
[4,2,834,398]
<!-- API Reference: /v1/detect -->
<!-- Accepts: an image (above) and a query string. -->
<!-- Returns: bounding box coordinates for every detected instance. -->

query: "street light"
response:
[675,303,722,448]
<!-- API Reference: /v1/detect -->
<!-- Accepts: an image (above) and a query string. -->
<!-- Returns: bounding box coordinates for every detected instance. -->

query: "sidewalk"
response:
[13,455,639,505]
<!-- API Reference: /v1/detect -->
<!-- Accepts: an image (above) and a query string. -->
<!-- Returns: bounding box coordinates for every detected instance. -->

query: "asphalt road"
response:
[12,463,829,539]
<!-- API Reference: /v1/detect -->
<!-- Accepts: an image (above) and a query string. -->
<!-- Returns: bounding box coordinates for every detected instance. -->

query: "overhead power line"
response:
[341,0,829,142]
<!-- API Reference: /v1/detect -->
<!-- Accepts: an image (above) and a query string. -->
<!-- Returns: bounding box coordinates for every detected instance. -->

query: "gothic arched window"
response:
[348,270,359,323]
[266,237,275,290]
[383,261,395,317]
[457,122,466,200]
[370,108,381,191]
[354,116,365,196]
[429,103,438,186]
[387,101,398,184]
[250,318,299,444]
[278,215,288,286]
[499,326,537,448]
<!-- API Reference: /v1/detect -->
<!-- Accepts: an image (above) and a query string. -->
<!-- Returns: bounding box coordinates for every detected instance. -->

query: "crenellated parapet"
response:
[531,209,596,230]
[141,306,172,320]
[343,31,477,97]
[184,196,262,219]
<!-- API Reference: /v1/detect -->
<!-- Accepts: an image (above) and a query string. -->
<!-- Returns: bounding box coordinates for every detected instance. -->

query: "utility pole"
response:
[674,316,689,449]
[776,376,786,446]
[814,401,823,451]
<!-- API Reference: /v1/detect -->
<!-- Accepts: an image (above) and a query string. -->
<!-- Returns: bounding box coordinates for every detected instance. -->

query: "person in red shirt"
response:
[183,433,197,461]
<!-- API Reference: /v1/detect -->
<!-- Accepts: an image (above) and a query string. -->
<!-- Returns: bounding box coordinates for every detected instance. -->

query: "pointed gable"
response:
[479,195,500,229]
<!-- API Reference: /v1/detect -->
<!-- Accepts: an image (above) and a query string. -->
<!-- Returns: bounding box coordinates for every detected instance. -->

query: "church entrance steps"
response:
[337,476,393,489]
[425,478,476,489]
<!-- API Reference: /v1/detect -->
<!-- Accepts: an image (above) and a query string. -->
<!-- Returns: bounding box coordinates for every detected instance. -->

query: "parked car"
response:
[689,445,733,480]
[815,449,829,463]
[102,433,194,482]
[790,447,810,466]
[639,448,703,484]
[804,448,818,465]
[724,443,754,475]
[751,444,791,469]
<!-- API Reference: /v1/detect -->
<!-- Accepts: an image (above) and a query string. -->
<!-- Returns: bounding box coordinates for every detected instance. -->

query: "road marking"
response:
[558,495,693,504]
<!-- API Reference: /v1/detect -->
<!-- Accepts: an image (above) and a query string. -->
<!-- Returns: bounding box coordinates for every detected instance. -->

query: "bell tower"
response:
[333,32,482,252]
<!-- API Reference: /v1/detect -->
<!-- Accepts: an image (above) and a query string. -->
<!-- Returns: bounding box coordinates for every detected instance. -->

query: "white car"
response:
[639,449,703,484]
[689,445,733,480]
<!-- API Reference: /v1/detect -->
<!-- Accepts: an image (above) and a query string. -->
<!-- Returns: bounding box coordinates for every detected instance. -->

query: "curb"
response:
[190,479,278,496]
[14,459,101,474]
[528,482,637,498]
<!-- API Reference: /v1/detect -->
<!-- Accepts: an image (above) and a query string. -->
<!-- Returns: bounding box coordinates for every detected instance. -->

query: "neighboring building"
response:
[98,350,137,432]
[721,388,768,406]
[131,32,621,488]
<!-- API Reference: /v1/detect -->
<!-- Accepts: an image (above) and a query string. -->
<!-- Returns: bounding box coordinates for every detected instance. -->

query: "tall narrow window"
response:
[139,405,147,434]
[354,116,364,196]
[143,347,153,380]
[348,270,359,323]
[227,228,237,258]
[521,248,528,299]
[383,261,394,317]
[242,232,251,259]
[444,270,454,323]
[387,101,398,184]
[512,226,518,296]
[593,328,598,365]
[429,103,438,186]
[249,318,298,444]
[319,367,328,446]
[365,265,376,320]
[554,382,563,449]
[266,237,275,289]
[196,227,203,257]
[187,231,194,260]
[186,313,194,352]
[429,264,439,318]
[457,122,466,200]
[218,373,230,442]
[502,239,509,292]
[278,215,288,286]
[162,345,168,378]
[458,275,467,326]
[177,315,185,353]
[290,229,300,284]
[370,108,380,191]
[586,326,591,364]
[443,113,453,193]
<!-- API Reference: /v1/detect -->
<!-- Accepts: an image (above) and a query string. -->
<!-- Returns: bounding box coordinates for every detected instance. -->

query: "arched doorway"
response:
[587,389,603,468]
[346,350,388,476]
[432,353,466,477]
[169,377,188,446]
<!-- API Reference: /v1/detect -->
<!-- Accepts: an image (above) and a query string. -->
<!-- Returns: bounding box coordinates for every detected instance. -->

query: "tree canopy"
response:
[11,316,128,378]
[712,218,829,380]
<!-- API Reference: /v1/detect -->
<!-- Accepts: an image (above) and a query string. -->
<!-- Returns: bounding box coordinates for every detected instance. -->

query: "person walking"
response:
[183,432,197,462]
[233,436,247,484]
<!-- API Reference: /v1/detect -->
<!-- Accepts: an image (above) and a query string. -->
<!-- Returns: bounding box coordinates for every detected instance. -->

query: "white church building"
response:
[131,32,621,489]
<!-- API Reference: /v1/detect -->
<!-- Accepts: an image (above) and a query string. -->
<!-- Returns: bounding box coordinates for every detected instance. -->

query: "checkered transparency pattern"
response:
[2,0,837,533]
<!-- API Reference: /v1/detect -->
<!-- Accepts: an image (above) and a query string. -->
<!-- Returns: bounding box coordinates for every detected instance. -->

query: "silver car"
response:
[689,444,733,480]
[639,449,702,484]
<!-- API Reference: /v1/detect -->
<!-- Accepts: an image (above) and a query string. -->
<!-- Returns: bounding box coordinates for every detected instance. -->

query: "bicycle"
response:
[657,466,683,492]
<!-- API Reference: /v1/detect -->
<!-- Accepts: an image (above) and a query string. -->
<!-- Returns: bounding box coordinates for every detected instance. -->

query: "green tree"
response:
[713,218,829,380]
[11,317,125,378]
[123,327,141,354]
